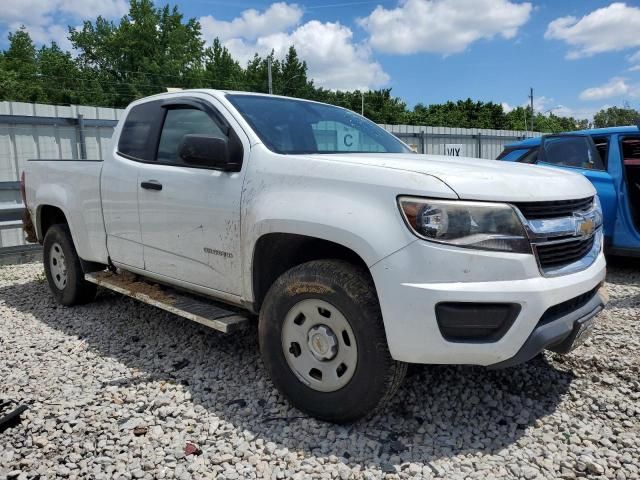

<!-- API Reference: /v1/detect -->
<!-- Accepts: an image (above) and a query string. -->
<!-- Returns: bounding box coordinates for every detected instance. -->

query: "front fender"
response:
[239,149,458,302]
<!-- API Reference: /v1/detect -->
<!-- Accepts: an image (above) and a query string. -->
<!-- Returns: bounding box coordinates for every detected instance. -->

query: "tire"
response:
[259,259,407,423]
[43,224,96,306]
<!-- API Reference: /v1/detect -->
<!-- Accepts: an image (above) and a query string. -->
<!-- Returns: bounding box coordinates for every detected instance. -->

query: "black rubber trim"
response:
[435,302,521,343]
[489,289,605,369]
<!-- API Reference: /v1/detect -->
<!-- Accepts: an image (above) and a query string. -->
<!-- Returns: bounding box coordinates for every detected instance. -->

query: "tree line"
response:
[0,0,637,131]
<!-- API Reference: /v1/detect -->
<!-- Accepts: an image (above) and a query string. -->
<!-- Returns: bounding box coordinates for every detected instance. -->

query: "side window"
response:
[157,108,226,165]
[117,102,163,161]
[542,136,604,170]
[311,121,385,153]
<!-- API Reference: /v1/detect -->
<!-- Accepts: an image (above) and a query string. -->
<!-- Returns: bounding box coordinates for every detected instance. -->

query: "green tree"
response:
[203,38,244,90]
[243,51,281,93]
[1,27,44,101]
[407,99,507,129]
[593,106,640,128]
[277,46,313,97]
[37,42,95,105]
[70,0,204,106]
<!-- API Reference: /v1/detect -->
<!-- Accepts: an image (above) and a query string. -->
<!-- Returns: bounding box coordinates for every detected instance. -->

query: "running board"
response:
[85,272,249,333]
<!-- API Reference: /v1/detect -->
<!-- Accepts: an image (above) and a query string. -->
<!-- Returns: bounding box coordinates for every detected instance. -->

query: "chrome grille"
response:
[514,196,602,277]
[514,197,594,220]
[535,235,596,269]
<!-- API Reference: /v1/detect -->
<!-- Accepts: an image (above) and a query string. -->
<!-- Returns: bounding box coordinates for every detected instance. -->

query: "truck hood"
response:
[304,153,596,202]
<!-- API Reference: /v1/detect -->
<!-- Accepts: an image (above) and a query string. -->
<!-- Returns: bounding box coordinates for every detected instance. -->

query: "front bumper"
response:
[489,286,606,368]
[370,238,607,365]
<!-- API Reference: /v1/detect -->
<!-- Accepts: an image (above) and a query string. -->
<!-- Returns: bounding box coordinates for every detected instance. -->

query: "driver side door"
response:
[136,95,249,297]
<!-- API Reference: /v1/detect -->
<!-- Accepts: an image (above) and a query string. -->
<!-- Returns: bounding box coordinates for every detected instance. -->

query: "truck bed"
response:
[24,159,109,264]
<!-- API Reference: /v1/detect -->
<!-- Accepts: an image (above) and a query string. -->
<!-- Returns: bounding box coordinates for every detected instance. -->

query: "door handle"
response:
[141,181,162,191]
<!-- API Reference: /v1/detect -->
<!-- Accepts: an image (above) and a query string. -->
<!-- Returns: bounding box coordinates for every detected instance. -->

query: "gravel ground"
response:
[0,261,639,480]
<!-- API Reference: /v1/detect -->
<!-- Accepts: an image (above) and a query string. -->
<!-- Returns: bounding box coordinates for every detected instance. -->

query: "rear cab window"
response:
[117,101,164,161]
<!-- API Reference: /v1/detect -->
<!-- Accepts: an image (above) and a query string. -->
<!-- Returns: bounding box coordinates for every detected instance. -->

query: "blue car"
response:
[498,126,640,257]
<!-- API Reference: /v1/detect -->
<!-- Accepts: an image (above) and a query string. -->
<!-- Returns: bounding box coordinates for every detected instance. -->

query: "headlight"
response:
[398,197,531,253]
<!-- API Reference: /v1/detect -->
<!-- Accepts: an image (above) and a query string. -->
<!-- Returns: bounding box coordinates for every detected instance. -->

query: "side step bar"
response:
[85,272,249,333]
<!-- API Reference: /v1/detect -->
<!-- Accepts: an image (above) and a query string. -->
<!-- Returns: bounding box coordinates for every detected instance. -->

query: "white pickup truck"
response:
[23,90,607,423]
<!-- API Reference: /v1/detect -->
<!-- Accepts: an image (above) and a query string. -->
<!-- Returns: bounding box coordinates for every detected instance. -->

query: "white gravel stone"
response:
[0,261,638,479]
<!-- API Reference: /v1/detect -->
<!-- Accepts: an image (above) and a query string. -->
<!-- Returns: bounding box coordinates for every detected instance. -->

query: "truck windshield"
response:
[226,94,412,155]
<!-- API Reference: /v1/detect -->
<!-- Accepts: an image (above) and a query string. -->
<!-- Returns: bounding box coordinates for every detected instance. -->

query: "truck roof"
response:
[506,125,640,149]
[127,88,342,112]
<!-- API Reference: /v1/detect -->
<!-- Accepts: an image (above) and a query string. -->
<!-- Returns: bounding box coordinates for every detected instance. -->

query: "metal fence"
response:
[381,124,541,160]
[0,101,121,253]
[0,100,541,254]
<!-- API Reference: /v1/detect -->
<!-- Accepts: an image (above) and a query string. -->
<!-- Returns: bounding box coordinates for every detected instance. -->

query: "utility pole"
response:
[529,87,534,133]
[267,57,273,95]
[361,91,364,116]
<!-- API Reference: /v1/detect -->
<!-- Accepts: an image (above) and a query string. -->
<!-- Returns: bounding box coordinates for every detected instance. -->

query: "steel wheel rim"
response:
[49,242,68,290]
[281,299,358,392]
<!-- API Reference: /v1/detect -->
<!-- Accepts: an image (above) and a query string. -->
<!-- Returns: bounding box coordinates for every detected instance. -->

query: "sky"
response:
[2,0,640,119]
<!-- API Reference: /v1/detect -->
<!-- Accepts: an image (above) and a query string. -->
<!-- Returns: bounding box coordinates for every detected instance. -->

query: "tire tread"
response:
[259,259,406,423]
[43,224,96,306]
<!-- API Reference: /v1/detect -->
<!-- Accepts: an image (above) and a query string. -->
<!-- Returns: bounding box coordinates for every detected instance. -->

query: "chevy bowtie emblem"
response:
[576,218,595,236]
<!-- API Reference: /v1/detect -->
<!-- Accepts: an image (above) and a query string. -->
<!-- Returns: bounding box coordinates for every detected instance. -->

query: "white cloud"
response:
[358,0,532,55]
[502,95,600,120]
[545,2,640,59]
[200,2,302,41]
[552,104,604,121]
[501,102,514,113]
[8,22,75,50]
[0,0,127,46]
[201,5,389,91]
[629,50,640,64]
[0,0,52,27]
[532,95,554,113]
[627,50,640,71]
[57,0,128,20]
[579,77,632,101]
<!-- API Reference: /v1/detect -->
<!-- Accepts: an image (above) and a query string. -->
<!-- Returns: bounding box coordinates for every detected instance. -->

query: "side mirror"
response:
[178,134,233,170]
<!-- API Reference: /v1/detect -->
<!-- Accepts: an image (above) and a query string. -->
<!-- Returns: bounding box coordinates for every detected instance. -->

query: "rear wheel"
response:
[43,224,96,306]
[259,260,406,423]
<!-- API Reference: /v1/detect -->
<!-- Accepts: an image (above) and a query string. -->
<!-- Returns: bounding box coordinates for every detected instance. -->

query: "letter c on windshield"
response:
[344,134,353,147]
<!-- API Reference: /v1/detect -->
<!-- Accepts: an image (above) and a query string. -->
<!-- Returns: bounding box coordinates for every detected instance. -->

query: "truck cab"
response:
[498,127,640,257]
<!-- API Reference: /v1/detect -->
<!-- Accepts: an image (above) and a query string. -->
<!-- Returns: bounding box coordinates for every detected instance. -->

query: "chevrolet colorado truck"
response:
[23,90,607,423]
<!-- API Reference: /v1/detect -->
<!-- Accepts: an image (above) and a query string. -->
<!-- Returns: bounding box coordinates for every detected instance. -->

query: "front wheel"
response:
[43,224,96,306]
[259,260,407,423]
